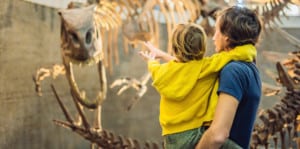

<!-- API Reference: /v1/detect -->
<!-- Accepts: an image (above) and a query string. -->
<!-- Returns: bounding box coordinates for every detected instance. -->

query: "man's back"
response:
[218,61,261,148]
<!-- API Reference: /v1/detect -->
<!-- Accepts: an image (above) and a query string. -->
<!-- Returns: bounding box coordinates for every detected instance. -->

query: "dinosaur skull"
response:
[59,4,102,64]
[57,4,106,109]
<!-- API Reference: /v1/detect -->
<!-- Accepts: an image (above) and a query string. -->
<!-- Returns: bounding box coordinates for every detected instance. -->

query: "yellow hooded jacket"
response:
[148,44,257,135]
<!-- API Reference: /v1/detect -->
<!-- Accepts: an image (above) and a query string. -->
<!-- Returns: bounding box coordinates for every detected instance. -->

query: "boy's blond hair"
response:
[171,23,207,62]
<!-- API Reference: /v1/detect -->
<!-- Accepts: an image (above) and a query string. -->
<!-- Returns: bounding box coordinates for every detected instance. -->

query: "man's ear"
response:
[224,36,229,42]
[224,36,230,51]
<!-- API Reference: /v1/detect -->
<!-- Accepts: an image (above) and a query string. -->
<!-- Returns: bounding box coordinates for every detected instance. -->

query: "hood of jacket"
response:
[149,60,204,101]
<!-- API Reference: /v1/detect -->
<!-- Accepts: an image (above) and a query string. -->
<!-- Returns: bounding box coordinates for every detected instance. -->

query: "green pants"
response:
[163,127,242,149]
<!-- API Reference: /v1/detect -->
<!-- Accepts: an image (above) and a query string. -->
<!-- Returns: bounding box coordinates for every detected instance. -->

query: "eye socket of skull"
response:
[69,32,80,48]
[86,29,93,45]
[95,29,99,39]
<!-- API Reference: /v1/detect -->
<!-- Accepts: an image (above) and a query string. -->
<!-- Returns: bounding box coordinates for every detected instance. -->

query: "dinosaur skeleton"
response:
[33,4,108,148]
[32,0,300,148]
[248,1,300,147]
[251,51,300,149]
[51,84,161,148]
[250,2,300,146]
[255,0,293,29]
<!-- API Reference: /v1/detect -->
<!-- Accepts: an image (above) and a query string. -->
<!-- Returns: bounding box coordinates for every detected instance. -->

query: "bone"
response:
[51,84,74,124]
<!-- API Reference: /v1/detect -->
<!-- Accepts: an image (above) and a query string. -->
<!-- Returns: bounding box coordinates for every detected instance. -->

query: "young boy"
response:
[140,23,255,149]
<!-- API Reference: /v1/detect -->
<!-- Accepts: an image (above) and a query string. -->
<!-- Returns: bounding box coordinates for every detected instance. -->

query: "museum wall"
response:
[1,0,300,148]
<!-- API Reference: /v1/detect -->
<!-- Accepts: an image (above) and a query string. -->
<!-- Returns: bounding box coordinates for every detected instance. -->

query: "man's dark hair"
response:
[217,6,262,49]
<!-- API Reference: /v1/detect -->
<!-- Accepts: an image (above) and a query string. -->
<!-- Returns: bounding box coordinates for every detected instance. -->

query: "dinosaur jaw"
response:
[63,59,107,109]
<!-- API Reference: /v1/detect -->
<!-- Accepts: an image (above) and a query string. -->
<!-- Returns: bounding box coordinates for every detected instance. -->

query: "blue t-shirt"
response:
[218,61,261,148]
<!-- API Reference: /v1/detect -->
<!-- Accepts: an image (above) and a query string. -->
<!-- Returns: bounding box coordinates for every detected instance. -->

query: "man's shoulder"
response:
[222,61,259,75]
[224,61,256,69]
[223,61,247,69]
[222,62,260,79]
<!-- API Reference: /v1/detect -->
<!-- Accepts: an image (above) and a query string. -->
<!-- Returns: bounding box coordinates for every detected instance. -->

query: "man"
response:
[195,6,262,149]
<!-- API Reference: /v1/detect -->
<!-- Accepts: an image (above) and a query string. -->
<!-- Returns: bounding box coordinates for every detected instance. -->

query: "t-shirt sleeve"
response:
[217,63,246,102]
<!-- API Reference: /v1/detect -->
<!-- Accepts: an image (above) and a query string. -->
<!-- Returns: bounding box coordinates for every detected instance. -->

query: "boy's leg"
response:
[163,126,242,149]
[163,127,207,149]
[220,139,243,149]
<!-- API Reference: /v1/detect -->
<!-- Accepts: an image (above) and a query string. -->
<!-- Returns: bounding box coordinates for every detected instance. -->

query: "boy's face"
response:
[213,18,228,53]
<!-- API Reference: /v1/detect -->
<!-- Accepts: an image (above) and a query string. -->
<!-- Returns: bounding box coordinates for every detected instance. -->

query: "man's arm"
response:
[195,93,239,149]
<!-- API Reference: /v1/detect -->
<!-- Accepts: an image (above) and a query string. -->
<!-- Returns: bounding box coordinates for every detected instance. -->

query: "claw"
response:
[111,73,151,110]
[33,65,66,96]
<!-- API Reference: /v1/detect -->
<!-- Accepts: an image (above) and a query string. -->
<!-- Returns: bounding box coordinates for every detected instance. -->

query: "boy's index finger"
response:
[143,42,150,48]
[142,41,151,49]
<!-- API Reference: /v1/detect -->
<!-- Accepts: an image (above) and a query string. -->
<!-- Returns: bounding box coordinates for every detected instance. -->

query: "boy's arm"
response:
[198,44,256,78]
[143,42,176,62]
[138,50,161,79]
[148,60,161,78]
